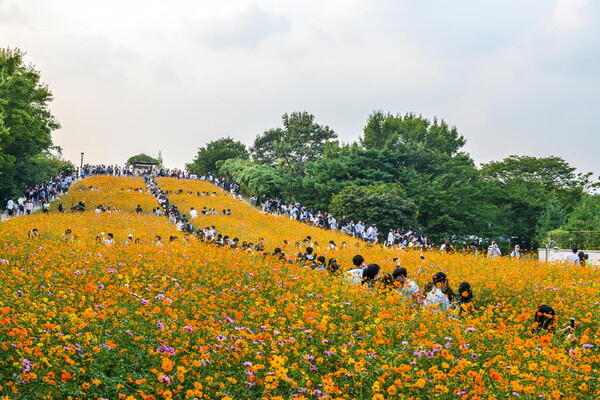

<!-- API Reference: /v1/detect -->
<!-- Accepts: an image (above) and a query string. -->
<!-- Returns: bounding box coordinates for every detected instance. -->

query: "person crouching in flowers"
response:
[531,304,576,340]
[424,272,452,311]
[456,282,475,315]
[532,304,556,333]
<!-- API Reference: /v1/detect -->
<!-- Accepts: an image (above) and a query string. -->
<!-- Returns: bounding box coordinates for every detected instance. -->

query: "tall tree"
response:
[187,137,249,175]
[362,111,466,156]
[251,111,337,175]
[480,155,592,245]
[536,197,567,239]
[0,48,60,199]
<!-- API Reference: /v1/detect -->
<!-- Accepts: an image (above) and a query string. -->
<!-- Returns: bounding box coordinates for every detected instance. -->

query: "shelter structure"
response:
[132,161,157,175]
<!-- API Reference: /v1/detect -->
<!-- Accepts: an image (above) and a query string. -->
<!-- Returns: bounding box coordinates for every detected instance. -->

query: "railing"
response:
[544,231,600,250]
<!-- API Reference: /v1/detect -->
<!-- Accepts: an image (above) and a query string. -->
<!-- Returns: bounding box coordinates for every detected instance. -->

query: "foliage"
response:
[481,155,590,245]
[251,111,337,176]
[127,153,159,166]
[362,111,466,155]
[186,137,249,176]
[330,184,418,233]
[0,48,60,199]
[545,229,600,250]
[562,195,600,232]
[536,197,568,240]
[218,158,290,199]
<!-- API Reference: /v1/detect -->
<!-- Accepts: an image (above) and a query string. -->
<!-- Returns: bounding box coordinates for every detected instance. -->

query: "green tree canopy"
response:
[480,155,592,245]
[330,184,418,234]
[186,137,249,175]
[127,153,159,165]
[362,111,466,155]
[251,111,337,176]
[536,197,567,239]
[218,158,289,199]
[562,195,600,232]
[0,48,61,199]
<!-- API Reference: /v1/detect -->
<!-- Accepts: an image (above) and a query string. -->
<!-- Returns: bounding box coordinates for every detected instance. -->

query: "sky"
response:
[1,0,599,177]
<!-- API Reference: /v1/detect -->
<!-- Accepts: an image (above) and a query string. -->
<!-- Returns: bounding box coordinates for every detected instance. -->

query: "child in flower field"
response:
[327,258,340,275]
[456,281,475,314]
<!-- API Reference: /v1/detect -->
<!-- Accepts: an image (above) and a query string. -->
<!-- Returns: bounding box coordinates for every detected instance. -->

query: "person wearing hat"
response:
[424,272,452,311]
[124,234,134,245]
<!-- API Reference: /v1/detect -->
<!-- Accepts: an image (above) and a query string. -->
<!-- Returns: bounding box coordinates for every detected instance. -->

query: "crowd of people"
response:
[565,247,592,266]
[2,172,75,218]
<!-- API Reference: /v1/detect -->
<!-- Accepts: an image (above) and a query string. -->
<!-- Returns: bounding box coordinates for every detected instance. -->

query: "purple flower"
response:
[156,321,165,330]
[225,316,234,323]
[216,335,226,341]
[582,343,594,349]
[159,375,171,384]
[470,353,478,360]
[157,345,175,355]
[466,327,476,332]
[183,325,194,332]
[457,391,467,395]
[98,284,105,290]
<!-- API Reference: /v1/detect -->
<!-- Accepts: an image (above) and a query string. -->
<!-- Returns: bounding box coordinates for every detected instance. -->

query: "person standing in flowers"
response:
[510,244,521,259]
[424,272,454,311]
[487,241,502,258]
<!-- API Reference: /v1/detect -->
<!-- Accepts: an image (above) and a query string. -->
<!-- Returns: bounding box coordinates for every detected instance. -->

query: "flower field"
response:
[0,176,599,399]
[53,176,159,214]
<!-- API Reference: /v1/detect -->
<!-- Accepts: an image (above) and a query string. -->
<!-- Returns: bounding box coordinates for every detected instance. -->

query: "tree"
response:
[362,111,466,156]
[562,195,600,232]
[157,151,164,169]
[186,137,249,175]
[330,184,418,234]
[251,111,337,175]
[480,155,591,245]
[127,153,159,165]
[218,158,289,199]
[0,48,61,200]
[536,197,567,239]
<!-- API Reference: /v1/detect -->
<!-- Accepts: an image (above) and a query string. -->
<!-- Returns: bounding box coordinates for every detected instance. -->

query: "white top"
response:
[345,268,363,284]
[424,287,450,311]
[397,279,420,299]
[565,253,580,264]
[487,245,502,258]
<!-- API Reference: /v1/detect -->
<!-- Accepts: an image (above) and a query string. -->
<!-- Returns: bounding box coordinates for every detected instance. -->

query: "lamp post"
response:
[80,152,84,177]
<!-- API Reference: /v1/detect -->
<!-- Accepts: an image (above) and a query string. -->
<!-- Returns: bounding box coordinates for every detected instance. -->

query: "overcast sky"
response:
[1,0,599,177]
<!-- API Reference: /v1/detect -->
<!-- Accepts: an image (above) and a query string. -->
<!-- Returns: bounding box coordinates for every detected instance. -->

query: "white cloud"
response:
[551,0,590,32]
[0,0,597,175]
